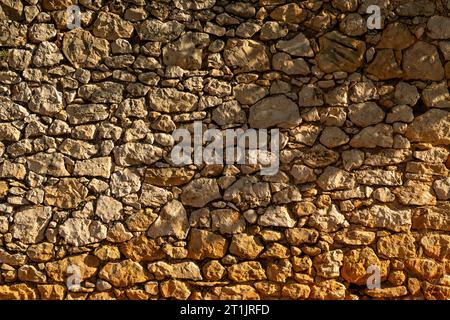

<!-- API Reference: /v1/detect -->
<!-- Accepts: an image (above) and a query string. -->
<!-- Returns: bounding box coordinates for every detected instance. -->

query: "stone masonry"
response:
[0,0,449,300]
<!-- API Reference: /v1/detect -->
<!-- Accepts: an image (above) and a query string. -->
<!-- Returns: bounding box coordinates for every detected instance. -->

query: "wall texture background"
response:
[0,0,449,300]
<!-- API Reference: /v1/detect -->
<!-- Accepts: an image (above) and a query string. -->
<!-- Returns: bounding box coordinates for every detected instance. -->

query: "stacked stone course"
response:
[0,0,449,300]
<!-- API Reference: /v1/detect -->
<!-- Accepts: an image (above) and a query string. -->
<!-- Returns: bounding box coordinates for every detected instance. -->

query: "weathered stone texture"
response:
[1,0,449,302]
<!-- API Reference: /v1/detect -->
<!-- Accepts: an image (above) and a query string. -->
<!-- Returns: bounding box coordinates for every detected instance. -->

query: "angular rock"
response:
[0,20,27,46]
[110,169,141,197]
[420,234,450,260]
[228,261,266,282]
[355,169,402,186]
[7,49,31,71]
[137,19,184,42]
[405,258,444,281]
[319,127,349,148]
[212,100,246,126]
[285,228,319,245]
[433,177,450,200]
[403,41,444,81]
[148,261,202,280]
[211,209,246,234]
[394,181,436,206]
[412,203,450,231]
[224,177,271,210]
[298,84,323,107]
[58,139,98,160]
[27,152,69,177]
[95,196,123,223]
[116,98,147,119]
[74,157,112,179]
[180,178,221,208]
[366,49,403,80]
[174,0,216,10]
[187,229,228,260]
[428,16,450,39]
[0,123,20,142]
[29,23,57,43]
[377,234,416,259]
[26,243,54,262]
[348,102,384,127]
[93,12,134,40]
[139,184,172,207]
[119,235,164,262]
[12,206,52,244]
[308,205,349,232]
[42,0,77,10]
[62,29,109,68]
[0,0,23,20]
[163,32,208,70]
[270,3,307,24]
[258,206,296,228]
[377,22,415,50]
[260,21,288,40]
[148,200,189,239]
[313,250,344,279]
[386,105,414,123]
[99,260,148,287]
[148,87,198,113]
[347,205,412,232]
[276,33,314,57]
[394,82,420,106]
[339,13,367,36]
[202,261,226,281]
[249,95,300,128]
[334,229,376,246]
[32,41,64,67]
[0,284,37,300]
[44,178,88,209]
[0,248,26,267]
[316,31,366,73]
[234,83,268,105]
[350,124,393,148]
[224,39,270,73]
[79,82,124,103]
[282,284,310,299]
[229,234,264,259]
[309,280,346,300]
[58,218,107,246]
[113,143,163,166]
[406,109,450,145]
[421,82,450,108]
[66,104,109,125]
[423,283,450,300]
[160,280,191,300]
[290,164,316,184]
[317,167,355,191]
[0,160,26,179]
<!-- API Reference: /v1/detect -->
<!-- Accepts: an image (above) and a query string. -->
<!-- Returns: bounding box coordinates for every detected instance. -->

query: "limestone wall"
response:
[0,0,449,300]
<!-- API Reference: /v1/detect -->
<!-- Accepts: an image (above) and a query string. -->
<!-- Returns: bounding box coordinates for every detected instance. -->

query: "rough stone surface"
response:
[147,200,189,239]
[316,31,366,73]
[1,0,449,301]
[249,95,300,128]
[62,29,109,69]
[405,110,450,145]
[12,207,52,244]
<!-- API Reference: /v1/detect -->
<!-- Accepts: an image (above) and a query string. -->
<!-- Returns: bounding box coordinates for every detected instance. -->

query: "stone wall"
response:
[0,0,449,300]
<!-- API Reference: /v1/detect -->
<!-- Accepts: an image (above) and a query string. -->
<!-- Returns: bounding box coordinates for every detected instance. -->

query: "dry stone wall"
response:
[0,0,450,300]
